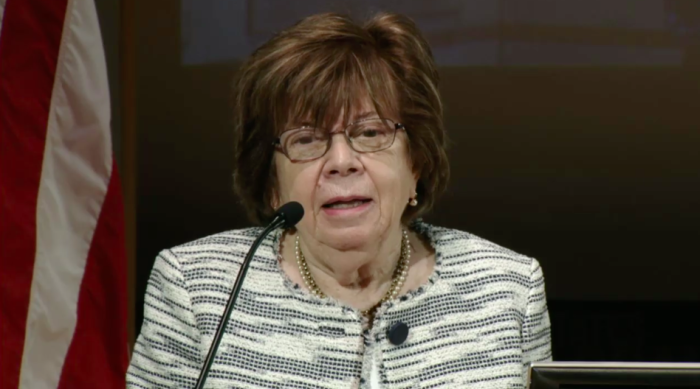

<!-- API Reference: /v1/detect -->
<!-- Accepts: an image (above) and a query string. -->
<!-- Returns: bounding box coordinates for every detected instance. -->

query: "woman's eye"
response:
[294,135,315,145]
[359,127,387,138]
[288,130,319,146]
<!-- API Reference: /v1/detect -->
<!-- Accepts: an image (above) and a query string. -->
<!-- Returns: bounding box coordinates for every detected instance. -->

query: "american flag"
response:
[0,0,129,387]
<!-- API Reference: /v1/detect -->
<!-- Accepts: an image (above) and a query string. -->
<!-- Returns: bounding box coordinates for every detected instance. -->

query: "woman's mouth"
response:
[322,199,371,209]
[321,197,373,216]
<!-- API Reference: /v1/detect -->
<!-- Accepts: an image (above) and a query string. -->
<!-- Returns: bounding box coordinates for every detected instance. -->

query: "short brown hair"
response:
[232,12,449,225]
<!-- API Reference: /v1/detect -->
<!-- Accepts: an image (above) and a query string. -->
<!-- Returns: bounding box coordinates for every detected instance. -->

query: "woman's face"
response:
[273,102,417,250]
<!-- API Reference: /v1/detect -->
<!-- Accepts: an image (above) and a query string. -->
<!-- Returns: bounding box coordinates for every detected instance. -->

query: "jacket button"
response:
[387,322,409,345]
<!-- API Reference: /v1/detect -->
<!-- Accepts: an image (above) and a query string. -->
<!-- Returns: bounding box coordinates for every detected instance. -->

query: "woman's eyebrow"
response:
[285,119,314,129]
[353,111,380,121]
[284,111,381,131]
[289,112,380,127]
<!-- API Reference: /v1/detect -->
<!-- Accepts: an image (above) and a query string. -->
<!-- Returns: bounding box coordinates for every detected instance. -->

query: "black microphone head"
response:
[275,201,304,228]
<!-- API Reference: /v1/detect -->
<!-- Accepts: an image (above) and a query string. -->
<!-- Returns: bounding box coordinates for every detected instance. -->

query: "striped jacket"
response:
[127,222,552,388]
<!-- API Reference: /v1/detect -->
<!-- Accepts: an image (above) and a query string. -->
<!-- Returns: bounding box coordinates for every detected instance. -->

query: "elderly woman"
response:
[127,12,551,389]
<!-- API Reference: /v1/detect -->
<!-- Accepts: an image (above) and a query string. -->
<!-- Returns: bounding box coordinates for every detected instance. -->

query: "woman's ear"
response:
[270,189,280,210]
[269,159,281,211]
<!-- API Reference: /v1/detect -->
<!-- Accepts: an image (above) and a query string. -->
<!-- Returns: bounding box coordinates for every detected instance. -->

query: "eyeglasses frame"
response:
[272,118,406,163]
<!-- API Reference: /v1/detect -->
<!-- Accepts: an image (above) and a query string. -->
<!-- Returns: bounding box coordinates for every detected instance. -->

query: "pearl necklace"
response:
[295,230,411,317]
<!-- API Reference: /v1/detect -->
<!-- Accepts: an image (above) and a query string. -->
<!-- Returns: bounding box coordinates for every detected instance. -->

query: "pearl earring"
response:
[408,193,418,207]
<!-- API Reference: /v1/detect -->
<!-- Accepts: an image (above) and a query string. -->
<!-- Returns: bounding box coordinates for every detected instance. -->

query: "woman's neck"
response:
[280,227,436,314]
[285,227,404,311]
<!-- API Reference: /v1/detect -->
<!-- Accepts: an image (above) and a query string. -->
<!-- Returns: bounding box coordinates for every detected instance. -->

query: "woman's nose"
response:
[323,133,363,177]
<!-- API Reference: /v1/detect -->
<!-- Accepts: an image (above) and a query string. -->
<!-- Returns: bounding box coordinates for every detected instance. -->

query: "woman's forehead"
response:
[286,100,392,129]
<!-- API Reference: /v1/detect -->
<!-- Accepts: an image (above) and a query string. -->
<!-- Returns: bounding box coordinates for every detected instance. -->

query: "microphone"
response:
[273,201,304,229]
[194,201,304,389]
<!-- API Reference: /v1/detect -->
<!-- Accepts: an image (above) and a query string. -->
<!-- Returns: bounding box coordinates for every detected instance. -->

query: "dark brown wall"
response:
[435,67,700,301]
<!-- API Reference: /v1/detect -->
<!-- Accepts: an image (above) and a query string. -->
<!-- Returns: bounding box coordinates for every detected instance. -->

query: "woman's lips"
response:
[322,196,371,206]
[321,199,373,217]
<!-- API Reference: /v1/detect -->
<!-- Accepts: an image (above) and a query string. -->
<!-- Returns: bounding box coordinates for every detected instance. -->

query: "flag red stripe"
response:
[0,0,69,387]
[57,161,128,389]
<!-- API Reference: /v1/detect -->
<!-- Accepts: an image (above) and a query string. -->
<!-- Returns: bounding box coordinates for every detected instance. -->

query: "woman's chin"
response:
[316,228,376,250]
[314,209,386,249]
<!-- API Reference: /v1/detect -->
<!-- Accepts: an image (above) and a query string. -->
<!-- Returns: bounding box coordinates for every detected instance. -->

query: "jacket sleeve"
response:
[127,250,202,388]
[522,258,553,376]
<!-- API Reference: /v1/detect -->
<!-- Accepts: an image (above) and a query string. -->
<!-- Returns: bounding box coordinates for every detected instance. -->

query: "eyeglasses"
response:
[273,118,406,163]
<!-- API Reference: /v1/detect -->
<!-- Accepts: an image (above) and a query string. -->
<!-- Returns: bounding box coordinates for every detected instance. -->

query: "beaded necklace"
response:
[295,230,411,317]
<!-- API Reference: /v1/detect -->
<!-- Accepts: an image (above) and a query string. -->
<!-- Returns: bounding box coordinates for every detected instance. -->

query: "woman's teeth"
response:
[326,200,367,209]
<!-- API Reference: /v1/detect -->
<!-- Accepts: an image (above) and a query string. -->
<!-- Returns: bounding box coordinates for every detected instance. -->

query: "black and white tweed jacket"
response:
[127,222,552,388]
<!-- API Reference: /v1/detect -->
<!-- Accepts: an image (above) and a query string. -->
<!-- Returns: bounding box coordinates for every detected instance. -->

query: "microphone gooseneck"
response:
[194,201,304,389]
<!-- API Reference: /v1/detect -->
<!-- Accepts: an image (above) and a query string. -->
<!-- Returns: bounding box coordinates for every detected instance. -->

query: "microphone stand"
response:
[193,211,293,388]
